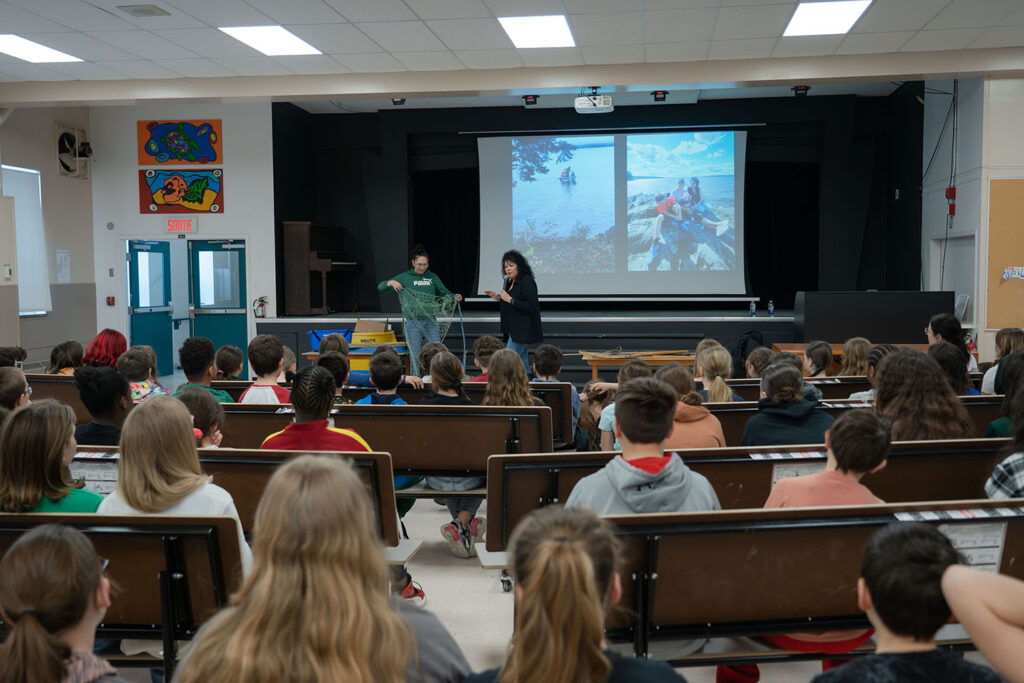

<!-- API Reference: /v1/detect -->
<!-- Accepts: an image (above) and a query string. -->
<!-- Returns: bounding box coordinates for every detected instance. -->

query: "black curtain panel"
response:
[410,168,481,297]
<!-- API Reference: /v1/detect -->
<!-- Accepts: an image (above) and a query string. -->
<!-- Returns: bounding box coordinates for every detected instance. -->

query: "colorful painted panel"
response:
[137,120,222,165]
[139,169,224,214]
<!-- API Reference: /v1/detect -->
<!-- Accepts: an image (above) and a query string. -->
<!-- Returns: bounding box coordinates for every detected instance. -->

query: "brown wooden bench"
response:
[725,377,874,401]
[483,438,1012,554]
[0,513,243,679]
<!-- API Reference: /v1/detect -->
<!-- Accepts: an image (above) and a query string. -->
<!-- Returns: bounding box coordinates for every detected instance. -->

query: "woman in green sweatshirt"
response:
[378,245,462,375]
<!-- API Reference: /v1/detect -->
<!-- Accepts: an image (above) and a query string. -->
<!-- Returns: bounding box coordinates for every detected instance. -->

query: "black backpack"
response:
[731,330,766,378]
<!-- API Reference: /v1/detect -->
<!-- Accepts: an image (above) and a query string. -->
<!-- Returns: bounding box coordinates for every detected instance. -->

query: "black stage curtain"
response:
[410,168,481,297]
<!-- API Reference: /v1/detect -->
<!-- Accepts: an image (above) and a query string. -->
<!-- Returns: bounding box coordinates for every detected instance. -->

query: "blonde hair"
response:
[839,337,871,376]
[697,346,733,403]
[175,455,414,683]
[500,506,618,683]
[483,349,536,407]
[995,328,1024,360]
[117,396,208,512]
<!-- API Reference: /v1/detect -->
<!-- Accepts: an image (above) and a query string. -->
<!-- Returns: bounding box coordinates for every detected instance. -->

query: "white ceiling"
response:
[0,0,1022,86]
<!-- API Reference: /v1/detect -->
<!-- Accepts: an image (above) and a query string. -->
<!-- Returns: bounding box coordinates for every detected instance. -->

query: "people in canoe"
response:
[559,167,576,184]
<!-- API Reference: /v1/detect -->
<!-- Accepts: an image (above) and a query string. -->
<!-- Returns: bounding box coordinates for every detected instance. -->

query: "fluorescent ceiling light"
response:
[0,35,82,63]
[784,0,871,37]
[498,15,575,48]
[218,25,321,56]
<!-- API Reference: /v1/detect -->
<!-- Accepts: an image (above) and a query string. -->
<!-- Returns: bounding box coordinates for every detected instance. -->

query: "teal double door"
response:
[127,238,248,379]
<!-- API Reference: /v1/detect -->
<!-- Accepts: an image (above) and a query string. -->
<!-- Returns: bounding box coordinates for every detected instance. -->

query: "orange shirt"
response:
[764,469,883,509]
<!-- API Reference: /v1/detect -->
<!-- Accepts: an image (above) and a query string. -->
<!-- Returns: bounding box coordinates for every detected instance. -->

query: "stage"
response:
[256,309,795,386]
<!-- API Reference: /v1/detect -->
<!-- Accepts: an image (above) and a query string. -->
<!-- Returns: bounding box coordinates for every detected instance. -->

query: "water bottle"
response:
[768,300,775,317]
[749,301,756,317]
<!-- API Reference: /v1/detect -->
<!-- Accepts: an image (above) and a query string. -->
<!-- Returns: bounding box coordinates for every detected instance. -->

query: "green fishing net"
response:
[398,288,458,340]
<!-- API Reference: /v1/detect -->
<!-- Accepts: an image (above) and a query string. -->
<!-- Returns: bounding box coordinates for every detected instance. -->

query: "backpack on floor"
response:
[731,330,766,379]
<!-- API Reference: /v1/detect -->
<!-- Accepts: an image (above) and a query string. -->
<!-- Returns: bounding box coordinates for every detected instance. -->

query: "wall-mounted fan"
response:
[55,124,91,179]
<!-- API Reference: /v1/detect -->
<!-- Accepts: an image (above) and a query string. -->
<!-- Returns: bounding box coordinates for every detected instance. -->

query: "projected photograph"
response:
[627,132,736,272]
[512,135,614,273]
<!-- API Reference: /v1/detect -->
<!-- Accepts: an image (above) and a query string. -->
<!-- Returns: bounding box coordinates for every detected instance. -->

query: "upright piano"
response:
[282,220,360,315]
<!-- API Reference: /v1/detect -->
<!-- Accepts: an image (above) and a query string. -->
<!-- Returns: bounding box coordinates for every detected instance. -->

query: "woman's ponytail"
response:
[699,347,734,403]
[0,610,69,682]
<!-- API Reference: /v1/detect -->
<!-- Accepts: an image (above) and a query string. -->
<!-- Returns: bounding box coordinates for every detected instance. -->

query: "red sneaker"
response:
[399,579,427,608]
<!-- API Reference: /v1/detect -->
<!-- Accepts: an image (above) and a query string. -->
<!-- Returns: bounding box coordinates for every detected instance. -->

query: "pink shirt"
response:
[765,469,883,509]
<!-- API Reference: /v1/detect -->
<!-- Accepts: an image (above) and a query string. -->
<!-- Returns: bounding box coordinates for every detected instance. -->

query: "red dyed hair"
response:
[82,329,127,368]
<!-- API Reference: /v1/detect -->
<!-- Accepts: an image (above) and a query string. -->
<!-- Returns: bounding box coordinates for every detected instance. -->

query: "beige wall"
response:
[0,195,18,346]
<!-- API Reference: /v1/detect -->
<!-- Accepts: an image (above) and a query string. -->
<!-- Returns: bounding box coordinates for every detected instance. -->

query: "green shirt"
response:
[174,383,234,404]
[987,416,1014,438]
[377,268,452,298]
[33,488,103,513]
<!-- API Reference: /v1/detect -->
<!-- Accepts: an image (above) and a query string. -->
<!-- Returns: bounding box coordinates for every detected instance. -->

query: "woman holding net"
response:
[378,245,462,376]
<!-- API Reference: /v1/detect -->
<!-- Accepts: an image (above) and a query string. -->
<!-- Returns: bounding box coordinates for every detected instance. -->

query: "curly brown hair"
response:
[874,348,974,441]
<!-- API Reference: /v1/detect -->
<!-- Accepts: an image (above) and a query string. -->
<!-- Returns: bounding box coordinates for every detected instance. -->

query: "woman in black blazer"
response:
[485,249,542,370]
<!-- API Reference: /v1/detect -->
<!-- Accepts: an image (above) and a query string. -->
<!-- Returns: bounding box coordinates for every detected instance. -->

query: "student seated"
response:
[177,387,226,448]
[468,335,503,383]
[418,341,448,383]
[261,366,372,451]
[422,352,485,558]
[464,506,685,683]
[926,312,979,371]
[598,359,653,451]
[319,332,425,389]
[986,350,1023,438]
[531,343,581,438]
[929,340,980,395]
[278,345,297,384]
[655,363,726,448]
[481,349,545,408]
[696,346,744,402]
[215,344,244,379]
[98,395,252,572]
[804,340,833,378]
[316,350,353,404]
[0,345,27,367]
[0,400,103,512]
[874,348,974,441]
[0,366,31,421]
[837,336,870,376]
[116,346,171,403]
[745,346,772,378]
[985,377,1024,499]
[355,350,408,405]
[982,327,1024,394]
[577,380,613,451]
[174,455,469,683]
[238,334,291,403]
[848,344,898,400]
[810,523,1000,682]
[82,329,127,368]
[566,377,720,515]
[318,331,349,355]
[174,337,233,403]
[740,362,834,446]
[46,340,84,375]
[0,524,129,683]
[73,365,132,446]
[771,351,823,400]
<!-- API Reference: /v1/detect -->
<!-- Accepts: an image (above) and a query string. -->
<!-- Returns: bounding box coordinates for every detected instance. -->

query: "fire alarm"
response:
[106,296,115,306]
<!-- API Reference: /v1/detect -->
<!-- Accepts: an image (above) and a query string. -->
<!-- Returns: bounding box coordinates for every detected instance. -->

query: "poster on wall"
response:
[139,169,223,214]
[137,119,222,165]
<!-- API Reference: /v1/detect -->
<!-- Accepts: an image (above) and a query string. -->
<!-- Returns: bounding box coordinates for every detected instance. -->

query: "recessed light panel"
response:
[498,15,575,49]
[0,35,82,63]
[218,26,321,56]
[784,0,871,37]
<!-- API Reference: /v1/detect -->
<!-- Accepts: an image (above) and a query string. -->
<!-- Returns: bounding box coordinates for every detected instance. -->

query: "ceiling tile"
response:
[567,0,642,11]
[86,30,200,59]
[901,27,986,51]
[454,48,523,68]
[644,8,716,44]
[482,0,565,16]
[82,1,208,29]
[212,56,293,75]
[0,2,72,32]
[426,18,511,50]
[646,41,709,62]
[0,63,72,80]
[242,0,346,24]
[926,0,1024,30]
[404,0,490,20]
[16,32,139,60]
[581,44,645,64]
[852,0,948,33]
[569,12,643,46]
[323,0,418,22]
[97,60,186,78]
[44,61,131,80]
[394,50,464,69]
[274,54,352,73]
[713,4,795,40]
[708,37,776,60]
[835,31,914,54]
[6,0,134,31]
[333,52,407,71]
[721,0,800,4]
[287,24,383,53]
[518,47,583,67]
[163,0,273,26]
[356,21,446,51]
[642,0,717,8]
[771,35,842,57]
[160,58,239,77]
[153,28,264,58]
[969,25,1024,49]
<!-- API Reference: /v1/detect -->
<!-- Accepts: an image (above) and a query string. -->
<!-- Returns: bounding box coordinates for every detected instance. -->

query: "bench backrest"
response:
[485,438,1011,551]
[71,447,400,545]
[25,373,89,423]
[725,377,874,401]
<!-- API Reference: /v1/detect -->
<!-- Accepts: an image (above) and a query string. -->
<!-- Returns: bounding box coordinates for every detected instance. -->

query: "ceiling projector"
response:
[574,94,614,114]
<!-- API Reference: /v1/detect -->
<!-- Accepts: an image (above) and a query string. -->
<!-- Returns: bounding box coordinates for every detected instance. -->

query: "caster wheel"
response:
[500,576,514,593]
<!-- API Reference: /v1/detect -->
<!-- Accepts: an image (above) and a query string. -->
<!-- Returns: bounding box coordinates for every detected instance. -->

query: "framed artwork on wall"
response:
[139,169,223,213]
[137,119,222,165]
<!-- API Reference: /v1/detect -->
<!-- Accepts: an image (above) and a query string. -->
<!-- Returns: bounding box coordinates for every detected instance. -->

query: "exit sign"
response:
[166,217,197,233]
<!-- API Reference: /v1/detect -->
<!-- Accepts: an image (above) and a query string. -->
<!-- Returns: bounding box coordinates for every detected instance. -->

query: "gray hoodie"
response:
[564,453,721,515]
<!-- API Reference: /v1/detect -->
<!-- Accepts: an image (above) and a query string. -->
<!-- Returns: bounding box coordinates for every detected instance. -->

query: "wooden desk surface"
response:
[581,351,696,379]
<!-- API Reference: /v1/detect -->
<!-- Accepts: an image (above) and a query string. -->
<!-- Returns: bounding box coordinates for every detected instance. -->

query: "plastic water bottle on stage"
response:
[749,301,756,317]
[768,300,775,317]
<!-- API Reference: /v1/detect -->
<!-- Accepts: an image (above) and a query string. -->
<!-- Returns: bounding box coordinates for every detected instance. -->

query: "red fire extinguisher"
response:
[252,296,268,318]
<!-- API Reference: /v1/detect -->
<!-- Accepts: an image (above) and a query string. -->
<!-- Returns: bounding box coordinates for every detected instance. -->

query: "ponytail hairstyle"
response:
[82,329,127,368]
[0,524,107,683]
[176,388,225,446]
[290,365,336,421]
[697,346,733,403]
[761,363,804,405]
[874,349,974,441]
[839,337,871,376]
[499,506,619,683]
[429,351,466,395]
[46,341,84,375]
[411,243,429,265]
[804,340,833,377]
[745,346,772,378]
[928,313,971,365]
[0,400,80,512]
[215,345,244,379]
[655,362,702,406]
[483,349,535,407]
